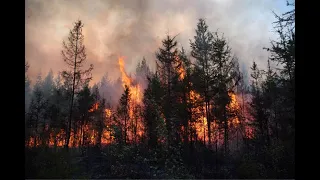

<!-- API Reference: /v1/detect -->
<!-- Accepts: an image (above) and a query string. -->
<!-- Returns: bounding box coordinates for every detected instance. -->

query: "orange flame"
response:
[118,57,142,104]
[89,102,99,112]
[118,56,144,142]
[176,55,246,144]
[105,108,112,118]
[176,55,186,81]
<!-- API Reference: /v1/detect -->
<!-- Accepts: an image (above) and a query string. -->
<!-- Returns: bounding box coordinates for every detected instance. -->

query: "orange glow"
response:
[118,57,142,104]
[25,102,117,148]
[105,108,112,118]
[89,102,99,112]
[25,57,253,149]
[118,57,132,89]
[175,55,186,81]
[118,56,144,142]
[176,56,245,144]
[227,92,241,127]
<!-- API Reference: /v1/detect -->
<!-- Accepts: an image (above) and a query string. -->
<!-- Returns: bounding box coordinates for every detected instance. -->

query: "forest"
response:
[25,2,295,179]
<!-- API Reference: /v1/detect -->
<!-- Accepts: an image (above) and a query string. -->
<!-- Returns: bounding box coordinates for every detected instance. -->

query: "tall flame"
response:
[118,56,144,142]
[118,57,142,104]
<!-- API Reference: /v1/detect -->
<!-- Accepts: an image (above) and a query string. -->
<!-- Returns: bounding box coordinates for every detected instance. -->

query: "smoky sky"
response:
[25,0,290,85]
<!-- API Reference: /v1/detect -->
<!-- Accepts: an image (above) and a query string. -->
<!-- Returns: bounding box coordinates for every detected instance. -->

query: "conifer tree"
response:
[61,20,93,149]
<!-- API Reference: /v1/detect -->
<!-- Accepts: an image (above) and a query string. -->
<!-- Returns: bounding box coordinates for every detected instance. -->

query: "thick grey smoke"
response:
[25,0,289,86]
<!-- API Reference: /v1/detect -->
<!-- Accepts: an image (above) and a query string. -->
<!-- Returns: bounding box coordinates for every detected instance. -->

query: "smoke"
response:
[26,0,289,86]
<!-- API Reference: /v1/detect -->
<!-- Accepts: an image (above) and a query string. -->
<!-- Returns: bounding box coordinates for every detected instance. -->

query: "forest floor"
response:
[25,142,294,179]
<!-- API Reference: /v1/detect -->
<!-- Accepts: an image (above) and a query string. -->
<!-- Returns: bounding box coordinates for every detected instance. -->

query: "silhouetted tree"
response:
[91,85,106,149]
[27,74,48,148]
[249,61,269,145]
[211,32,240,155]
[156,35,181,147]
[143,74,166,148]
[61,20,93,149]
[76,85,94,148]
[190,19,215,146]
[25,62,31,113]
[42,70,55,100]
[48,76,69,151]
[136,57,151,89]
[117,85,131,144]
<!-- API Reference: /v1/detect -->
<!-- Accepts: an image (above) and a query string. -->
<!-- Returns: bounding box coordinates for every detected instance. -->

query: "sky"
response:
[25,0,292,86]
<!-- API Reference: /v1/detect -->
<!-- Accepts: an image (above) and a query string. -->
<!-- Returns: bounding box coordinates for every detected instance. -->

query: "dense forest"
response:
[25,2,295,179]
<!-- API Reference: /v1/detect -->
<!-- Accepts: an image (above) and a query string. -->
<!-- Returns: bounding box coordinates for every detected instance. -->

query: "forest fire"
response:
[26,103,115,148]
[118,57,145,142]
[176,56,245,145]
[25,3,295,178]
[25,57,147,148]
[25,57,249,149]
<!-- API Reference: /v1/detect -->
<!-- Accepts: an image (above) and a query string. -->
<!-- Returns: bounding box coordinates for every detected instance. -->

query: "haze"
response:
[25,0,290,86]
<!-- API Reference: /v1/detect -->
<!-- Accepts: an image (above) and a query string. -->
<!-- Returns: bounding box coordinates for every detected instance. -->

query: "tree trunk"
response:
[34,113,39,148]
[134,116,138,144]
[124,117,127,144]
[54,130,58,152]
[73,121,77,147]
[203,115,206,145]
[206,101,211,147]
[223,107,228,156]
[97,111,103,149]
[65,31,79,150]
[166,62,173,146]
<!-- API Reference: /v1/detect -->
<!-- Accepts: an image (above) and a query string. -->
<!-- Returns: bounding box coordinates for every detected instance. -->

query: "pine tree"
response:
[176,47,194,151]
[25,62,31,113]
[265,2,295,132]
[190,18,215,146]
[211,32,240,155]
[249,61,270,147]
[260,59,277,145]
[27,74,48,148]
[61,20,94,149]
[77,85,94,148]
[49,78,69,150]
[42,69,55,100]
[117,85,131,144]
[98,73,110,101]
[136,57,151,89]
[143,74,165,148]
[91,85,105,149]
[155,34,181,146]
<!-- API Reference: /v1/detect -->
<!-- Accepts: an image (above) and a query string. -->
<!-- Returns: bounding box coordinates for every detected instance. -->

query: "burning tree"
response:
[61,20,93,149]
[211,31,241,155]
[91,86,107,149]
[75,85,94,148]
[190,19,215,146]
[175,48,195,149]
